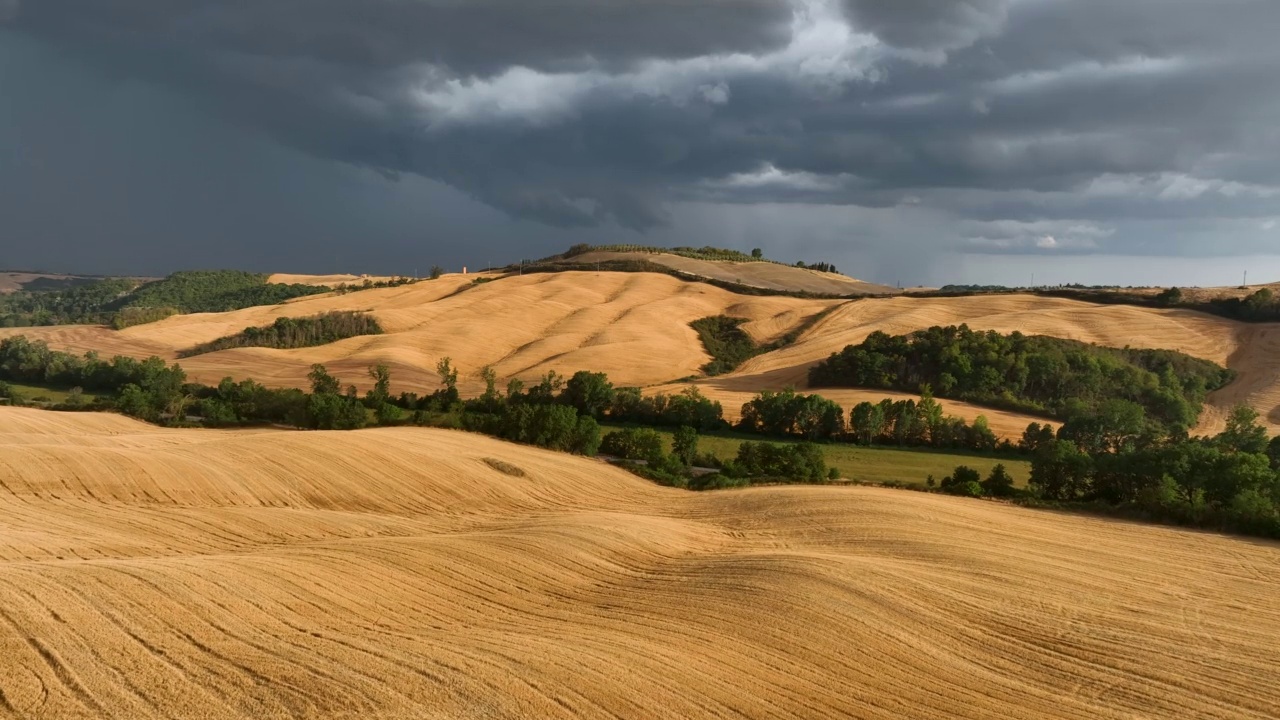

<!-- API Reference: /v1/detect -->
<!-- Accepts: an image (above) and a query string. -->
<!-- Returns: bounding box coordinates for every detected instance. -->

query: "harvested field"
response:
[0,406,1276,719]
[566,250,899,295]
[0,272,841,393]
[710,293,1280,436]
[4,272,1280,437]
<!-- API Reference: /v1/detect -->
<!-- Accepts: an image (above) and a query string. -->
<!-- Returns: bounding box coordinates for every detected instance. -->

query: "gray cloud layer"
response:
[3,0,1279,282]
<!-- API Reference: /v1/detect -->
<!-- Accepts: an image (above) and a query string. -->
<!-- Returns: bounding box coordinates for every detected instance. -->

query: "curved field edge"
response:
[0,406,1277,719]
[2,271,1279,436]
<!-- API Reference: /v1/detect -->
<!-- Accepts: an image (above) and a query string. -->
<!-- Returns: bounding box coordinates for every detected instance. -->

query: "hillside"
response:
[0,271,843,392]
[0,271,119,294]
[564,250,899,295]
[0,405,1275,719]
[4,271,1280,437]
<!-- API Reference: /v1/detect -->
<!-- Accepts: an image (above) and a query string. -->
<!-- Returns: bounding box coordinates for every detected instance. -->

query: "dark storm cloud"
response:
[839,0,1010,53]
[3,0,1279,281]
[11,0,795,74]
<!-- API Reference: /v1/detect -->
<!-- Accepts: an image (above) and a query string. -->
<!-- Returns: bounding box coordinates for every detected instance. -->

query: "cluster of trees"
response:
[690,316,764,376]
[1203,288,1280,322]
[794,261,839,274]
[0,271,333,330]
[931,464,1016,498]
[599,426,830,490]
[1020,403,1280,537]
[810,325,1232,432]
[179,312,384,357]
[734,387,1000,451]
[0,278,137,327]
[120,271,330,314]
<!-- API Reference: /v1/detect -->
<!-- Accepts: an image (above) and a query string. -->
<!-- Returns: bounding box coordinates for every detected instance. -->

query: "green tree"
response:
[367,364,393,406]
[429,265,445,280]
[751,248,763,259]
[436,357,458,391]
[562,371,615,419]
[1030,440,1093,501]
[850,402,886,445]
[308,364,341,395]
[981,464,1016,497]
[672,426,699,466]
[941,465,983,496]
[116,383,155,421]
[1218,405,1269,455]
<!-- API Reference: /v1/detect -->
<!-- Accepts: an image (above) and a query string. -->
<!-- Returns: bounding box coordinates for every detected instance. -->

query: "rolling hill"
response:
[562,250,899,295]
[3,268,1280,437]
[0,405,1276,719]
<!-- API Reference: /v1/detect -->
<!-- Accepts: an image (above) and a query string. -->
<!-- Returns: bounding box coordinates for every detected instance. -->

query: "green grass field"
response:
[602,424,1032,488]
[2,383,101,405]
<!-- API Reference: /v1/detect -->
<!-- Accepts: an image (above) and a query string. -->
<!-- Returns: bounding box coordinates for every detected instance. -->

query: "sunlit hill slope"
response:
[4,267,1280,436]
[0,405,1276,719]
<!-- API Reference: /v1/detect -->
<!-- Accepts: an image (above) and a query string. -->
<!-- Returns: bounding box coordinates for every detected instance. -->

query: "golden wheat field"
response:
[565,251,899,295]
[5,270,1280,436]
[0,405,1277,719]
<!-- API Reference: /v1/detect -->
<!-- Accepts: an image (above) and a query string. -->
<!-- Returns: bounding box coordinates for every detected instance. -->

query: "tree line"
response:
[809,325,1233,432]
[179,312,384,357]
[6,332,1280,536]
[1,270,431,331]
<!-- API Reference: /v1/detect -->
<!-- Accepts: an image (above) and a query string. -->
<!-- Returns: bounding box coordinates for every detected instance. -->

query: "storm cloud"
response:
[2,0,1278,284]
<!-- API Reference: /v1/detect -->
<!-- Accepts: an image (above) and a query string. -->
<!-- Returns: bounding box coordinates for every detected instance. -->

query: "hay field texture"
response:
[565,250,899,295]
[3,270,1280,436]
[0,405,1277,719]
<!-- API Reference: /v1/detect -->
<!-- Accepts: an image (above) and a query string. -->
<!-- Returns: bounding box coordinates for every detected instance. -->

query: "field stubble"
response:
[0,406,1277,719]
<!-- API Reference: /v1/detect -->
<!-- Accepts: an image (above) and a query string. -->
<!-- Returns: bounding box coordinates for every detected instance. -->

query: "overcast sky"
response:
[2,0,1279,286]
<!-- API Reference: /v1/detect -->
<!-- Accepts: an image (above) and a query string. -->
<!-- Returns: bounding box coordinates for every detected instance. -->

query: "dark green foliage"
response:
[809,325,1232,432]
[302,364,367,430]
[304,389,368,430]
[121,271,329,314]
[0,278,138,326]
[940,465,983,496]
[601,428,667,463]
[672,426,699,466]
[0,271,335,328]
[111,306,179,329]
[688,473,749,491]
[982,464,1016,497]
[732,441,827,482]
[690,316,760,375]
[738,388,844,440]
[609,386,726,431]
[179,312,384,357]
[1029,440,1095,501]
[1020,403,1280,538]
[561,371,616,419]
[463,403,600,455]
[429,266,445,280]
[692,308,841,376]
[0,336,189,420]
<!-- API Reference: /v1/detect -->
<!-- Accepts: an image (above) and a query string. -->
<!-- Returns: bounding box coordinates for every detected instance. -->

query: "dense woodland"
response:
[0,270,423,330]
[0,271,331,328]
[809,325,1232,432]
[179,312,384,357]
